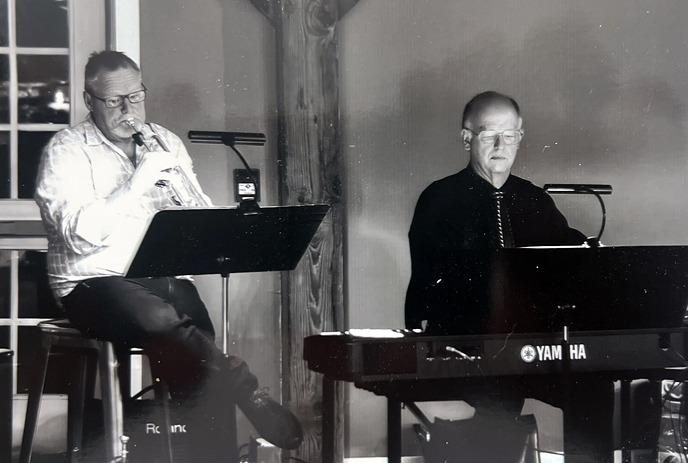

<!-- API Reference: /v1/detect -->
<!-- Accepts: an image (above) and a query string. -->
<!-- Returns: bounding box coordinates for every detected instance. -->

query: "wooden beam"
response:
[245,0,357,461]
[337,0,360,19]
[247,0,278,26]
[276,1,345,461]
[249,0,359,24]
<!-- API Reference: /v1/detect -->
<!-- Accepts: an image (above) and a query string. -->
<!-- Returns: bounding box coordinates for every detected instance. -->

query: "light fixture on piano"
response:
[188,130,266,213]
[543,183,612,247]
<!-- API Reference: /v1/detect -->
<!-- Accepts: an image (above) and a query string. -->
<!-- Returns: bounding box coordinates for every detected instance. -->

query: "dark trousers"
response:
[61,276,257,402]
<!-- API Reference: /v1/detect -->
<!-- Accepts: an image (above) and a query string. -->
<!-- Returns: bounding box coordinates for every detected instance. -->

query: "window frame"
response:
[0,0,109,394]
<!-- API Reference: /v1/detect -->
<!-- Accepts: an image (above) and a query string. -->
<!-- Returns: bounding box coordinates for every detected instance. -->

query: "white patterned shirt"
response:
[34,117,211,298]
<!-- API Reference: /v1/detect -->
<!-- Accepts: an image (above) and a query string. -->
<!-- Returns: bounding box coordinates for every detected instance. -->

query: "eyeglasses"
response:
[465,128,523,145]
[88,84,147,108]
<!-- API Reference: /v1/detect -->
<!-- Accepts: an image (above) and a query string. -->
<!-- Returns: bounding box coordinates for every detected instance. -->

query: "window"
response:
[0,0,106,394]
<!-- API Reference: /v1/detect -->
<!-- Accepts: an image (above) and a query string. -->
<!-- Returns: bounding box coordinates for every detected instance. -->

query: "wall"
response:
[340,0,688,456]
[140,0,279,443]
[136,0,688,457]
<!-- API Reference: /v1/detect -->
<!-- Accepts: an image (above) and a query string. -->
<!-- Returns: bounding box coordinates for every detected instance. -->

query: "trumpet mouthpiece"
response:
[125,118,148,148]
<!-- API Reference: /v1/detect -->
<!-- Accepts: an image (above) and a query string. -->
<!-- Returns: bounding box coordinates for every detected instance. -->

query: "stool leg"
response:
[67,354,89,463]
[85,354,97,399]
[155,380,174,463]
[387,399,402,463]
[620,380,631,463]
[99,342,123,462]
[227,400,239,463]
[117,349,131,400]
[525,417,541,463]
[19,339,51,463]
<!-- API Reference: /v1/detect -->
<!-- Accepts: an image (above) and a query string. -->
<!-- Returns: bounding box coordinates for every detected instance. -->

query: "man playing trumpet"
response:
[34,50,303,450]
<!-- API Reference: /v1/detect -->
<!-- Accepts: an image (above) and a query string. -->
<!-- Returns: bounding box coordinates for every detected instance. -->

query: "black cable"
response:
[229,144,260,188]
[591,191,606,242]
[577,187,606,245]
[130,383,157,400]
[543,184,611,245]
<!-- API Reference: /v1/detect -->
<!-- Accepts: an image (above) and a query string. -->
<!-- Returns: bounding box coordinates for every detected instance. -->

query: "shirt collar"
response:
[82,115,136,163]
[464,166,514,192]
[83,115,106,146]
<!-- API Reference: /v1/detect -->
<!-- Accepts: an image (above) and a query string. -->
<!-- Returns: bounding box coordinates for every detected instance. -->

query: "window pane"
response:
[0,132,8,198]
[0,327,7,349]
[0,0,7,47]
[18,131,55,198]
[0,251,9,318]
[18,251,60,318]
[16,0,68,48]
[18,325,73,393]
[18,55,69,124]
[0,55,8,124]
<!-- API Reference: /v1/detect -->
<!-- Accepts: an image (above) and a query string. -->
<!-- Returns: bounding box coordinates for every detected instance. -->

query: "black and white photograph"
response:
[2,1,688,462]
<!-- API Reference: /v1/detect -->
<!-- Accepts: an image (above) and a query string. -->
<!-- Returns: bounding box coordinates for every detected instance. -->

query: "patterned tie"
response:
[492,191,514,248]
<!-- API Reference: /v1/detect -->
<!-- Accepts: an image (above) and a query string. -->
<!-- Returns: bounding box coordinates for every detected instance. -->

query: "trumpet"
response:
[125,118,210,207]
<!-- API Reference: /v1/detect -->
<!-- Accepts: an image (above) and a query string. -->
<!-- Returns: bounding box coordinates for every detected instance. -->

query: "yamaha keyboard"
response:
[305,328,688,463]
[304,247,688,462]
[304,328,688,385]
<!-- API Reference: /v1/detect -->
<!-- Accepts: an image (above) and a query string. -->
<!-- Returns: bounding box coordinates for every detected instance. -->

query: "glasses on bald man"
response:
[465,128,523,146]
[87,84,147,109]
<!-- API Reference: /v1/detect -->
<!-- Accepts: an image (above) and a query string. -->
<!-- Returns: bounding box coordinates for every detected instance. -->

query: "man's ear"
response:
[83,91,92,111]
[461,128,472,149]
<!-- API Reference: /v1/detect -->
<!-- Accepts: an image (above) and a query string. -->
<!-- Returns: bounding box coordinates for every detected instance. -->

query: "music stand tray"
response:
[124,204,329,352]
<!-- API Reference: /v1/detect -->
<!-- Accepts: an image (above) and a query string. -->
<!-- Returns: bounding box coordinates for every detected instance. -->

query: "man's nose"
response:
[493,134,503,148]
[120,99,132,114]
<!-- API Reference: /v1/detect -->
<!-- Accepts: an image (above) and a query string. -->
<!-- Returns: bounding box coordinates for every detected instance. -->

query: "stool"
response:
[407,401,541,463]
[19,319,173,463]
[0,349,13,463]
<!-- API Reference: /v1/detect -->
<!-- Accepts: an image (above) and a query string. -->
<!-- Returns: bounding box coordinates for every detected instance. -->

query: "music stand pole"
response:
[187,130,267,355]
[222,273,230,355]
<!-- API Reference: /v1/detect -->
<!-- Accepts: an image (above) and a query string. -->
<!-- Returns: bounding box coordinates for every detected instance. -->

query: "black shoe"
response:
[237,388,303,449]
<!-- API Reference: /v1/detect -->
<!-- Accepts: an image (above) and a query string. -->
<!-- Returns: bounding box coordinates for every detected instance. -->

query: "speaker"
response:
[80,397,238,463]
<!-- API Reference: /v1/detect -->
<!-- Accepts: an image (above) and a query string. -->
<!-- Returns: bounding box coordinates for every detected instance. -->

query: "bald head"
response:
[460,91,523,188]
[462,91,520,131]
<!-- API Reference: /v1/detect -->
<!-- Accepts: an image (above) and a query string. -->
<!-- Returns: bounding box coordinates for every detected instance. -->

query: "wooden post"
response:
[247,1,358,462]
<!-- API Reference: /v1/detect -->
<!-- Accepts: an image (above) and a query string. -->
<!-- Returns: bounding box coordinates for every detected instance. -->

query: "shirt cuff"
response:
[74,194,149,245]
[72,199,110,246]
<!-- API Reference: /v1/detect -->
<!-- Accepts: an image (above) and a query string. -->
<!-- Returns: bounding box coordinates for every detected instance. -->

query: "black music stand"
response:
[125,204,329,353]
